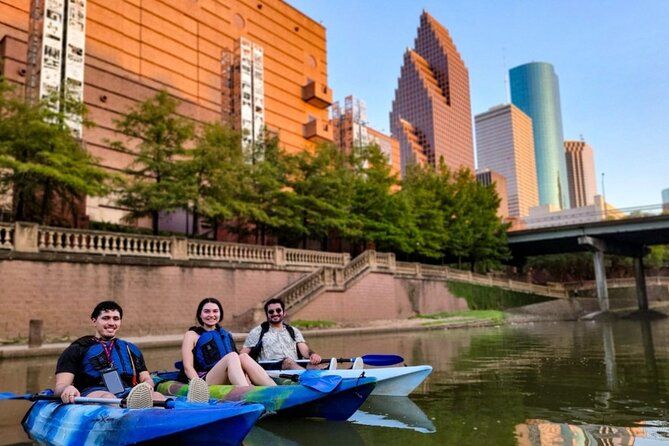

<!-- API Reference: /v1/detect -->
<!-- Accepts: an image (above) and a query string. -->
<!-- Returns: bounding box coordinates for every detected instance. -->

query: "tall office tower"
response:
[331,95,401,176]
[475,104,539,218]
[662,189,669,213]
[510,62,571,209]
[564,140,597,208]
[476,169,509,219]
[390,11,474,176]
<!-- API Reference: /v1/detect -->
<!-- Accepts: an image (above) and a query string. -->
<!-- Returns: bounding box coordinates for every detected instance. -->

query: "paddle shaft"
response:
[261,354,403,366]
[3,393,173,408]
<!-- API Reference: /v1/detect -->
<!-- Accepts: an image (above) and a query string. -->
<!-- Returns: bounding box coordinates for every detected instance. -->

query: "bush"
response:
[447,281,554,310]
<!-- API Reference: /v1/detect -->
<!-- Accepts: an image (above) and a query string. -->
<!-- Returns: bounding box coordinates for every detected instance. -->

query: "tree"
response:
[289,144,357,250]
[348,144,412,254]
[111,91,193,234]
[0,78,109,225]
[399,163,449,259]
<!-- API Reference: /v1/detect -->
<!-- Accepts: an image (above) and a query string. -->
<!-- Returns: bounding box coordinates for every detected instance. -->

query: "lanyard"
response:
[98,339,116,365]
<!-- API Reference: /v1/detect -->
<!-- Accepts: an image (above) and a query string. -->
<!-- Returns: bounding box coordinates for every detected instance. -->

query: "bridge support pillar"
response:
[592,249,610,312]
[579,236,610,312]
[634,256,649,311]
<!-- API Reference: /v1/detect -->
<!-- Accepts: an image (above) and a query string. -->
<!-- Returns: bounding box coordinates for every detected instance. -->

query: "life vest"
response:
[191,326,237,372]
[79,337,141,386]
[248,322,303,361]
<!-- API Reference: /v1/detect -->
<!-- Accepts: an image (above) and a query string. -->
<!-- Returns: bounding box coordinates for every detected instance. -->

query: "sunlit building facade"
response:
[475,104,539,218]
[390,11,474,176]
[0,0,333,223]
[564,140,597,208]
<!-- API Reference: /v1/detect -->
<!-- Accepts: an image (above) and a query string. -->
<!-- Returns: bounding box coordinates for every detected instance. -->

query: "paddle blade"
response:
[361,354,404,366]
[298,371,342,393]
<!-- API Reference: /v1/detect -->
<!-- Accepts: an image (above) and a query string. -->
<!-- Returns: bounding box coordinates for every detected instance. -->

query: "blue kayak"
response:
[22,399,264,446]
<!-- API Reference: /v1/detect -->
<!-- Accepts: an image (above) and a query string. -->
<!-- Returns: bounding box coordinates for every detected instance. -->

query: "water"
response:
[2,319,669,445]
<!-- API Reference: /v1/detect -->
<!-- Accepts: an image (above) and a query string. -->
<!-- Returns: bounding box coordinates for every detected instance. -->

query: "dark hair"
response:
[91,301,123,320]
[196,297,224,326]
[264,298,285,314]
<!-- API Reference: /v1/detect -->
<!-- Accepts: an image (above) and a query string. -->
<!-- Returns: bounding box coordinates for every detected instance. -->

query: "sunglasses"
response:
[267,308,283,315]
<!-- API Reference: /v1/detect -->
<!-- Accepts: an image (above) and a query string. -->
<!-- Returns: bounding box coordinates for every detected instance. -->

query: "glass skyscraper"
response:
[510,62,571,209]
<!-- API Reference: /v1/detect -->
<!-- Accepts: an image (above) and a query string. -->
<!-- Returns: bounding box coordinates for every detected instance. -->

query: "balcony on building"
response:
[301,80,332,109]
[303,119,333,143]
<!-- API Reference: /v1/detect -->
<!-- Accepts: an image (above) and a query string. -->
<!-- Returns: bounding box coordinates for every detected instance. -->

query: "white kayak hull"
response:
[267,365,432,397]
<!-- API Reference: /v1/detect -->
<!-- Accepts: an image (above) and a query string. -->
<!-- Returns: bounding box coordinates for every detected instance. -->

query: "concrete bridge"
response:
[508,214,669,314]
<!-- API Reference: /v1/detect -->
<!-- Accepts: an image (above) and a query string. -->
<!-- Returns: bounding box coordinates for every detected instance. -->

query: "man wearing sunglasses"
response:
[241,298,324,370]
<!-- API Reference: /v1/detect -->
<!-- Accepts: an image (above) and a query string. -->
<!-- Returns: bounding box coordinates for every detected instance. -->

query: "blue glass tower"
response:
[510,62,571,209]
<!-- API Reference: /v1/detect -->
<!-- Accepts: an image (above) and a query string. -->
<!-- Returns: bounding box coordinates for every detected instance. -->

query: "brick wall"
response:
[292,273,468,322]
[0,259,303,339]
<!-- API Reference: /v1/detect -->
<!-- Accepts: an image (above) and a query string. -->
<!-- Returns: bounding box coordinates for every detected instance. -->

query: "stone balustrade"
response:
[280,267,328,310]
[285,248,349,266]
[188,239,275,263]
[0,223,12,250]
[38,226,172,257]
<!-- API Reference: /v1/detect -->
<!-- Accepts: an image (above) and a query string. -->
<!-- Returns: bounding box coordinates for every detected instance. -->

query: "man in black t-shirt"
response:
[54,301,165,405]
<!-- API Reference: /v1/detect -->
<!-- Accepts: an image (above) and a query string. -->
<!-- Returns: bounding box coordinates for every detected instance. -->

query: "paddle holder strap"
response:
[12,392,175,409]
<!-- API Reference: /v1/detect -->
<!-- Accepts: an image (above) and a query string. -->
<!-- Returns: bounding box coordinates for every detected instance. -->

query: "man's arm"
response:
[297,342,321,365]
[239,346,252,355]
[54,372,79,404]
[240,327,260,357]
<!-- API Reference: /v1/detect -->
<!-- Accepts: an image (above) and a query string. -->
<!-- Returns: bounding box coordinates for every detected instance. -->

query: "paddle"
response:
[0,392,175,408]
[261,354,404,368]
[278,370,342,393]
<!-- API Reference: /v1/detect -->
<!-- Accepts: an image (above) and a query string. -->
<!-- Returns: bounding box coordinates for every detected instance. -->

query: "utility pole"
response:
[601,172,607,219]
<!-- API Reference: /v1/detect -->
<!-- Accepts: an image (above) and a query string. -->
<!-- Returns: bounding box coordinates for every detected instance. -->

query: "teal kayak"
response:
[22,398,264,445]
[154,371,376,420]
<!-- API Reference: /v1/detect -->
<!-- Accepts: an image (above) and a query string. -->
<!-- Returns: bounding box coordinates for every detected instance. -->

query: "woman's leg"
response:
[239,353,277,386]
[205,352,250,386]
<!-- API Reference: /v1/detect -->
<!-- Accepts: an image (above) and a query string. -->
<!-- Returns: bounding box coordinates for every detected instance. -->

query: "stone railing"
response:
[562,277,669,290]
[279,267,329,311]
[0,222,349,268]
[395,260,569,299]
[38,226,172,257]
[188,239,275,263]
[0,222,13,250]
[285,248,349,267]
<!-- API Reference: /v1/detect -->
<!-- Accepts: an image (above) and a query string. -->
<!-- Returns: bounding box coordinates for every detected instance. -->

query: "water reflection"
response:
[515,419,669,446]
[2,320,669,445]
[349,396,436,433]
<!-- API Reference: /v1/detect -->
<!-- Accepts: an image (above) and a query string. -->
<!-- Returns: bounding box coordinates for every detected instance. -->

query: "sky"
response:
[288,0,669,209]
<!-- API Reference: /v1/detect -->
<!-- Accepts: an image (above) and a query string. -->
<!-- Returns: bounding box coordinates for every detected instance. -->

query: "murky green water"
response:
[2,320,669,445]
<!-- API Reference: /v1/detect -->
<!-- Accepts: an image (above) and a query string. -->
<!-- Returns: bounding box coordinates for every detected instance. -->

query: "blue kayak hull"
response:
[22,399,264,446]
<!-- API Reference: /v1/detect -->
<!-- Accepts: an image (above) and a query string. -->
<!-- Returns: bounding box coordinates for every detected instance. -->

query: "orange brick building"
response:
[0,0,333,223]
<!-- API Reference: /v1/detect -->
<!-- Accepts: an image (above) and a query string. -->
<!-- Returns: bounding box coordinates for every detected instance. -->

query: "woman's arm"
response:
[181,331,200,380]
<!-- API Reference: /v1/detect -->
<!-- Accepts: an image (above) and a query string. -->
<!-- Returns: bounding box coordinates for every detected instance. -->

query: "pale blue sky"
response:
[288,0,669,209]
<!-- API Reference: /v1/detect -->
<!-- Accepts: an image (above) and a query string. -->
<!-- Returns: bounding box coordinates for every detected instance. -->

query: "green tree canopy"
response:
[111,90,193,234]
[0,78,109,225]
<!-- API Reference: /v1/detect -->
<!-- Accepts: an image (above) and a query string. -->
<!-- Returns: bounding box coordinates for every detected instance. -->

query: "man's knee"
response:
[281,358,304,370]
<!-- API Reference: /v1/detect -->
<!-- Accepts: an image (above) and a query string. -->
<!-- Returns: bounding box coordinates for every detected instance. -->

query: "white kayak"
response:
[267,365,432,397]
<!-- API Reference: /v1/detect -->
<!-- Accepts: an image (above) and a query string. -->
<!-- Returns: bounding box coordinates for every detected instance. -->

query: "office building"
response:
[510,62,570,209]
[390,11,474,176]
[475,104,539,218]
[331,95,400,176]
[564,140,597,207]
[0,0,333,223]
[663,189,669,213]
[476,169,509,220]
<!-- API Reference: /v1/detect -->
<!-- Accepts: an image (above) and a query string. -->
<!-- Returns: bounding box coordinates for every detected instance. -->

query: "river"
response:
[2,319,669,445]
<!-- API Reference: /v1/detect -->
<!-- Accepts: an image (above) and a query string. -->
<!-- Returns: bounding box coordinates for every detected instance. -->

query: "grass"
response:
[290,319,336,329]
[416,310,506,324]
